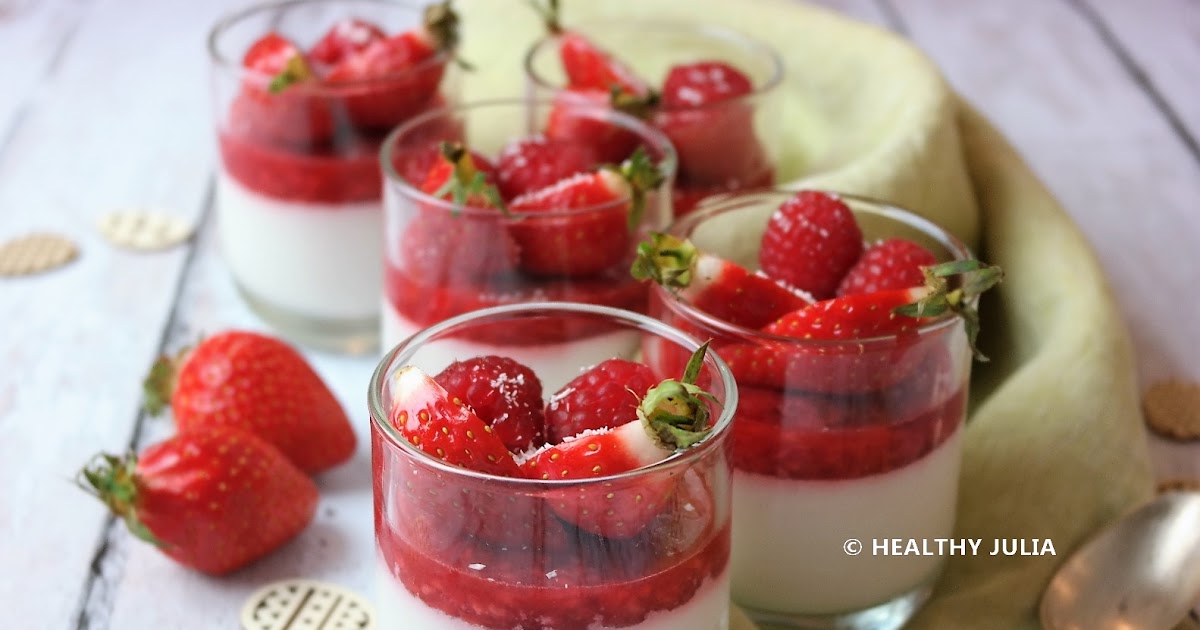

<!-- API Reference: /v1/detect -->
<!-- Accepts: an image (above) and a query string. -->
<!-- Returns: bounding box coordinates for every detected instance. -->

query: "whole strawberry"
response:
[759,190,864,300]
[78,425,318,575]
[434,356,545,452]
[544,358,658,444]
[837,238,937,296]
[143,330,355,475]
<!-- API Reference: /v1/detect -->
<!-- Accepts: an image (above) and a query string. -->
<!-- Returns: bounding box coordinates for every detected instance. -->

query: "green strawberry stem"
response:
[432,141,508,213]
[529,0,563,35]
[609,86,659,117]
[142,347,190,417]
[77,453,163,547]
[605,147,664,231]
[267,55,312,94]
[637,342,718,450]
[894,259,1005,361]
[423,1,471,70]
[630,232,698,290]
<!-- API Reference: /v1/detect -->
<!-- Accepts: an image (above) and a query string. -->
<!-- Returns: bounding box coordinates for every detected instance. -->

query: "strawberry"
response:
[722,260,1003,393]
[324,1,460,130]
[78,426,318,575]
[533,0,649,97]
[660,61,753,109]
[387,366,548,545]
[632,232,812,329]
[309,18,387,66]
[434,356,545,452]
[837,237,938,296]
[759,190,864,299]
[142,330,355,475]
[418,141,502,207]
[508,147,664,277]
[494,134,597,200]
[228,33,333,149]
[526,345,716,538]
[543,358,658,444]
[397,142,518,285]
[388,366,523,476]
[653,61,769,190]
[544,88,655,164]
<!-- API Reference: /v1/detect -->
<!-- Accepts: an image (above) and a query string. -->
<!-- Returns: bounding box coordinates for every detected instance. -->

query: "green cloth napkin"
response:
[459,1,1155,627]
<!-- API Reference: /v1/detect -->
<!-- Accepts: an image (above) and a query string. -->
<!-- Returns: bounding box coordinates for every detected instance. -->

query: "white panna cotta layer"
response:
[731,428,964,615]
[382,301,643,394]
[217,173,382,320]
[375,562,731,630]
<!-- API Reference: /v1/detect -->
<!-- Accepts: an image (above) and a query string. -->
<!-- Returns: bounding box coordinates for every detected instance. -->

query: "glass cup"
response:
[525,19,783,215]
[208,0,460,353]
[649,191,974,630]
[368,302,738,630]
[378,98,677,351]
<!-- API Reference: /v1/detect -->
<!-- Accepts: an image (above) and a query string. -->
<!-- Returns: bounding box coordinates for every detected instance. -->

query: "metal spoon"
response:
[1040,491,1200,630]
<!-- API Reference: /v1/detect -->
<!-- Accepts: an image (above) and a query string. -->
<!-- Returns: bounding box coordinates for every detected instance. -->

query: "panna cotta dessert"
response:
[379,99,677,353]
[368,303,738,630]
[637,190,1002,628]
[208,0,460,350]
[523,4,783,214]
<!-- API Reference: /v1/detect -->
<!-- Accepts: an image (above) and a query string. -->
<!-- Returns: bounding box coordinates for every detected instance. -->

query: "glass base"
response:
[741,583,933,630]
[236,284,379,355]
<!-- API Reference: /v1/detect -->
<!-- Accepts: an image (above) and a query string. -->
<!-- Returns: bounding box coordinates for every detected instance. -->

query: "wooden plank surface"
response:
[0,0,220,625]
[0,0,1197,627]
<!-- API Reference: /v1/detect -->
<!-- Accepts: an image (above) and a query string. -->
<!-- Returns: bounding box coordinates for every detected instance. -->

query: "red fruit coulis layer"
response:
[219,131,382,205]
[376,472,729,630]
[384,261,649,344]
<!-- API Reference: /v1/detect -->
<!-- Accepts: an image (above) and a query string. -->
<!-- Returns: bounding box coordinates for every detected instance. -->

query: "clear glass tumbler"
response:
[208,0,460,353]
[525,19,783,215]
[369,302,738,630]
[379,98,677,352]
[648,191,975,630]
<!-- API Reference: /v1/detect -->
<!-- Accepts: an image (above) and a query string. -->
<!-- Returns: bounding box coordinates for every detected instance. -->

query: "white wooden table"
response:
[1,0,1197,627]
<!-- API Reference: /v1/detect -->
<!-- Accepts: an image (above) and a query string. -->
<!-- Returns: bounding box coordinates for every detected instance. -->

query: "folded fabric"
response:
[459,1,1154,627]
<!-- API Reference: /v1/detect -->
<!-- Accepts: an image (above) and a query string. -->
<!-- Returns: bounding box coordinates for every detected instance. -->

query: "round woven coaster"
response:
[1143,380,1200,441]
[241,579,374,630]
[97,210,193,251]
[0,233,78,276]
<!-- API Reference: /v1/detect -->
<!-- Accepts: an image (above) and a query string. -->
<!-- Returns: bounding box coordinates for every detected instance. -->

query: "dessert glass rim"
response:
[368,301,738,487]
[523,17,785,103]
[207,0,453,90]
[379,97,678,218]
[657,188,977,347]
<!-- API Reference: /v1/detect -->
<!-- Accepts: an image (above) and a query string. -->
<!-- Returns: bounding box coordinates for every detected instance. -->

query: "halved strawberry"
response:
[631,232,812,329]
[386,366,547,545]
[837,237,938,296]
[660,60,753,110]
[324,1,459,129]
[309,18,387,66]
[722,260,1003,393]
[508,148,664,277]
[398,143,517,285]
[543,358,658,443]
[434,356,545,452]
[526,345,716,538]
[495,134,597,200]
[544,88,655,165]
[228,33,333,148]
[759,190,864,299]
